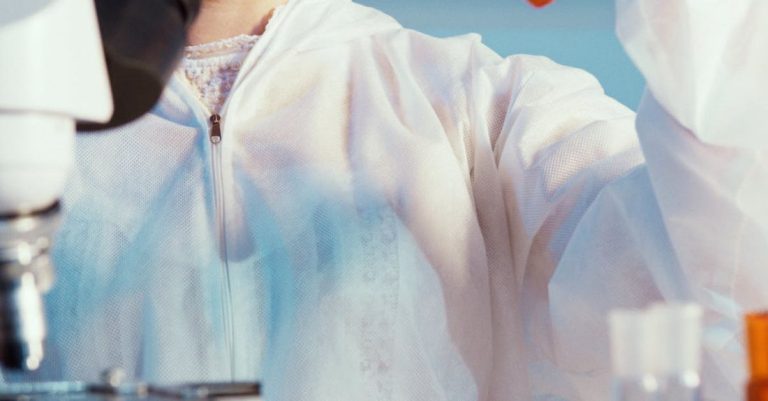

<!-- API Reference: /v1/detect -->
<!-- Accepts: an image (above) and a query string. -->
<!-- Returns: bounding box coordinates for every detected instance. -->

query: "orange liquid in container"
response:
[528,0,553,7]
[747,313,768,401]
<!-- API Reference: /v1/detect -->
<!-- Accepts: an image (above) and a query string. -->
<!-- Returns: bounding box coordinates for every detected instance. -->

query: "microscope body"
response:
[0,0,199,372]
[0,0,112,370]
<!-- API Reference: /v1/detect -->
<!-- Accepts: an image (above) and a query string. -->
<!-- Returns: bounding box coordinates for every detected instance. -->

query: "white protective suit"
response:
[4,0,768,400]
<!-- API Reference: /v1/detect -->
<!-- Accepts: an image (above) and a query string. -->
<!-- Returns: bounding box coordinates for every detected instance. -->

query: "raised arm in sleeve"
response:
[470,2,768,400]
[459,39,647,400]
[463,2,767,397]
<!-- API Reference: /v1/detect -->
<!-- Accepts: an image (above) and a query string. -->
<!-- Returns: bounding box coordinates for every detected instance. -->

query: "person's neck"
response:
[187,0,288,45]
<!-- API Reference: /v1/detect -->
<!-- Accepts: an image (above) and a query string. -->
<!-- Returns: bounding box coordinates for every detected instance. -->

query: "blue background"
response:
[356,0,645,109]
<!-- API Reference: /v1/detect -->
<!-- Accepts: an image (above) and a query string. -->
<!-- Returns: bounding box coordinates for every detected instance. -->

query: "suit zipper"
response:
[210,114,222,143]
[209,113,236,380]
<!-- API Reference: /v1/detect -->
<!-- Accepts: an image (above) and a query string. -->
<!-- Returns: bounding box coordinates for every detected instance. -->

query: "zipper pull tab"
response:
[210,114,222,144]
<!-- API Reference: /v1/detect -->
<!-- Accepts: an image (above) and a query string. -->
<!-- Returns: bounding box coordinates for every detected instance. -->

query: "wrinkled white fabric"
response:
[616,0,768,148]
[2,0,766,400]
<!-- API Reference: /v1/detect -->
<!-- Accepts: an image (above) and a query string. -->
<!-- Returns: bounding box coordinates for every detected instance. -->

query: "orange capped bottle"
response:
[527,0,553,8]
[747,312,768,401]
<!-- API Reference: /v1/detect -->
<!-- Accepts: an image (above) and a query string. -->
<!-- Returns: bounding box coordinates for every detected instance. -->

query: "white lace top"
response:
[182,34,260,114]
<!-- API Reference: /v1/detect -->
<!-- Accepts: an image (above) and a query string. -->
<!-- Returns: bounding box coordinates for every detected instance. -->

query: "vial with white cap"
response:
[649,303,703,401]
[608,309,661,401]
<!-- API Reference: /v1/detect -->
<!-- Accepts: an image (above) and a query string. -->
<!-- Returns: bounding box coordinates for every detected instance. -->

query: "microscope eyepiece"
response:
[77,0,202,131]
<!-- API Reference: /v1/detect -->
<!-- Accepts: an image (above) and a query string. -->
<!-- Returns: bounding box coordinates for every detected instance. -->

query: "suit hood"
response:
[257,0,402,59]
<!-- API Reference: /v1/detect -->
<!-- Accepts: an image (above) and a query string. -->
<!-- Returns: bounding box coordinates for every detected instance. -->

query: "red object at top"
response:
[528,0,553,7]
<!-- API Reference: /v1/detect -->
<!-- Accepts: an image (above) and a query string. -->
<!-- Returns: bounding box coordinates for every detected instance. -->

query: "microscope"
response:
[0,1,260,400]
